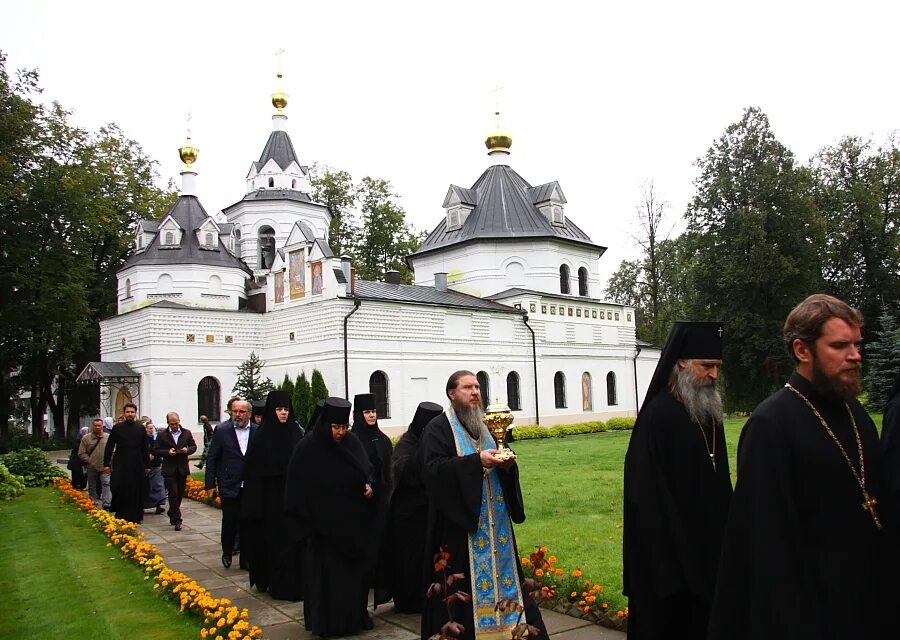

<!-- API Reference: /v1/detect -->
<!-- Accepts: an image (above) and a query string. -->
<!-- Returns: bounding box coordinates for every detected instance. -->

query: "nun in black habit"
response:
[387,401,444,613]
[241,390,305,599]
[622,321,732,639]
[881,371,900,514]
[351,392,394,608]
[284,397,377,637]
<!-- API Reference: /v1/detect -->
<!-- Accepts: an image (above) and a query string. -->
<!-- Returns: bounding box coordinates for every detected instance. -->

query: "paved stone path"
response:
[137,498,626,640]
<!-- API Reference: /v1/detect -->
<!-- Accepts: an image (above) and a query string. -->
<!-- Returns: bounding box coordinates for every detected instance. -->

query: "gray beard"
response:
[452,400,487,439]
[674,366,724,426]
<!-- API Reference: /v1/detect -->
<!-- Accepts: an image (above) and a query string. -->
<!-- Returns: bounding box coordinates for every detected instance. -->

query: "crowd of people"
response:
[64,291,900,640]
[624,294,900,640]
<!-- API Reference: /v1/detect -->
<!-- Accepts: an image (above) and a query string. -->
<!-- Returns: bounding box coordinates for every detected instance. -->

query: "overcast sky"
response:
[4,1,899,285]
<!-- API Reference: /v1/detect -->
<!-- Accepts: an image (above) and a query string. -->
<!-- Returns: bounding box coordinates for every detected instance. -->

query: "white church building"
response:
[88,85,660,435]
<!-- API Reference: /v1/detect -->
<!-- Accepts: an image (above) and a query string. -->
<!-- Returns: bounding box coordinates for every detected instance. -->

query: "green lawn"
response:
[513,413,884,612]
[0,488,204,639]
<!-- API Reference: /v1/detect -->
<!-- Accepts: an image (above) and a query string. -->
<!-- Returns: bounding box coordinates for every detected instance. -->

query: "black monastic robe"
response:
[388,428,429,613]
[420,414,548,640]
[707,372,900,640]
[103,419,149,523]
[284,426,376,637]
[622,390,732,639]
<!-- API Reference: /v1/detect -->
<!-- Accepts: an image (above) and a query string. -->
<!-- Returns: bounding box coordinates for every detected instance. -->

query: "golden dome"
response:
[179,136,199,166]
[272,69,288,111]
[485,112,512,152]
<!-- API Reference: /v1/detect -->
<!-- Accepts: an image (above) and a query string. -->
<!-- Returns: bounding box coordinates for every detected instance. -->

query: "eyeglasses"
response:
[330,424,349,432]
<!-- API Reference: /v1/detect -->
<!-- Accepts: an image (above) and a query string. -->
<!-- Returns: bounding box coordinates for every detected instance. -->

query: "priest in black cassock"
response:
[102,402,149,524]
[421,371,548,640]
[623,321,732,639]
[388,400,444,613]
[708,294,900,640]
[241,390,305,599]
[284,397,377,637]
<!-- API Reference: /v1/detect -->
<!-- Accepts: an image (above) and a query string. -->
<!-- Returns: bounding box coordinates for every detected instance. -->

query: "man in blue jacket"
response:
[205,399,255,568]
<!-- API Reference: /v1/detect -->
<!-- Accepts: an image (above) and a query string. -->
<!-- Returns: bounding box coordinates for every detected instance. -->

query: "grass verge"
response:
[0,487,203,639]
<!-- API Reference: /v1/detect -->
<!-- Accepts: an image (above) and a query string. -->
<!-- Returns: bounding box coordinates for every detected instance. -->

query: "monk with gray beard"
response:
[623,321,733,640]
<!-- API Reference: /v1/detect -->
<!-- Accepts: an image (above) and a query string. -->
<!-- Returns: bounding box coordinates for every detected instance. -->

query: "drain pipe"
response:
[343,298,361,399]
[633,344,642,414]
[522,313,539,426]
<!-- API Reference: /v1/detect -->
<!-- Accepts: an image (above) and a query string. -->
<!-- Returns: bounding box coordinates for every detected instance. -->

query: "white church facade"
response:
[91,88,660,436]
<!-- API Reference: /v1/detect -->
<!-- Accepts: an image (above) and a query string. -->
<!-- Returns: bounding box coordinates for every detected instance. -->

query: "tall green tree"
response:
[293,372,311,428]
[686,107,824,410]
[309,369,328,424]
[232,352,274,402]
[865,308,900,411]
[0,51,175,438]
[354,177,422,283]
[310,166,359,257]
[811,136,900,334]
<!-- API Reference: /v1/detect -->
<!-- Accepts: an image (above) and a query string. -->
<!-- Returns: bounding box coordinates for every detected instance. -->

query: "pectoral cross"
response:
[862,491,883,530]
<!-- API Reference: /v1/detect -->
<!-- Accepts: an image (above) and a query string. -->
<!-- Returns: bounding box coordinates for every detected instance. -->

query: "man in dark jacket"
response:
[205,399,255,568]
[154,411,197,531]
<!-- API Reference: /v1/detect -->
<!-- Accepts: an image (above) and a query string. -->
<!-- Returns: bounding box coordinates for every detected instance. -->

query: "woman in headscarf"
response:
[351,393,394,609]
[388,401,444,613]
[285,397,376,637]
[241,390,305,599]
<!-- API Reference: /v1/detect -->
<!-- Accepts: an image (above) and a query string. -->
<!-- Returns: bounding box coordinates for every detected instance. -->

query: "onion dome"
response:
[485,110,512,154]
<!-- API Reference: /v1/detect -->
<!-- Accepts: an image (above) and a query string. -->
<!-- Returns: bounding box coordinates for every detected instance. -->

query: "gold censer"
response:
[483,400,516,461]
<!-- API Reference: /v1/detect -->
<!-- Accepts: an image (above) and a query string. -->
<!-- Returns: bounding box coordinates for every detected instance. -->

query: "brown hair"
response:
[783,294,863,363]
[446,370,476,399]
[123,402,138,411]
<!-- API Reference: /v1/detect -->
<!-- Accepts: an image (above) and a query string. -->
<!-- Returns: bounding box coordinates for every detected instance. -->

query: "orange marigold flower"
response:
[535,569,544,577]
[548,555,557,564]
[616,611,625,618]
[572,569,582,578]
[521,557,530,566]
[601,603,608,609]
[582,606,590,614]
[540,546,548,554]
[570,592,577,598]
[554,568,563,576]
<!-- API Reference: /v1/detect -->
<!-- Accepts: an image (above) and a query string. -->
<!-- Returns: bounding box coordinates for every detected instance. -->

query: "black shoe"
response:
[194,463,203,469]
[232,547,240,555]
[222,553,232,569]
[155,505,166,515]
[362,613,374,630]
[174,522,183,531]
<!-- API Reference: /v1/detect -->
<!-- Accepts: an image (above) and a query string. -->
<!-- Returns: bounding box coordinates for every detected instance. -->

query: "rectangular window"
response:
[592,310,597,319]
[205,335,214,343]
[576,308,582,317]
[550,306,556,315]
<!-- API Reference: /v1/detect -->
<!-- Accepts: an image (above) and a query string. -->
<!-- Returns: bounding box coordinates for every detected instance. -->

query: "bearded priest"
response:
[707,295,900,640]
[420,370,548,640]
[623,321,733,639]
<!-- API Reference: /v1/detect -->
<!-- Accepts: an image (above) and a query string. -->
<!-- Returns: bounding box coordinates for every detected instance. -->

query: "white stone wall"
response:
[117,264,248,313]
[411,238,603,299]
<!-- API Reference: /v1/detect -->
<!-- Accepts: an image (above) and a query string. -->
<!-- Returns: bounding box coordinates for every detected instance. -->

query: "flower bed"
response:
[186,477,221,507]
[53,478,262,640]
[522,546,628,632]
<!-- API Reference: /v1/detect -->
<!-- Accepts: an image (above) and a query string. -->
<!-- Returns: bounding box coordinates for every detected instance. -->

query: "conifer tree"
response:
[293,372,311,427]
[232,351,274,401]
[866,309,900,411]
[280,373,295,400]
[309,369,329,425]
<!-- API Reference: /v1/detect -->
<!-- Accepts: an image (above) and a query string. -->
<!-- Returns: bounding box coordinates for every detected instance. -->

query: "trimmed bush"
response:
[0,463,25,499]
[0,447,66,487]
[606,417,636,430]
[514,420,609,441]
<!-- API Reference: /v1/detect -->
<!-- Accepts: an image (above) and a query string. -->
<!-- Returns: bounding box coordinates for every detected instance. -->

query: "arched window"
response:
[607,372,618,406]
[268,177,275,188]
[559,264,570,295]
[578,267,589,297]
[258,226,276,270]
[554,372,567,408]
[234,227,242,241]
[165,231,175,245]
[581,372,592,411]
[476,371,490,410]
[209,275,221,295]
[125,278,132,298]
[157,273,173,292]
[506,372,521,411]
[292,179,297,189]
[369,371,390,418]
[205,232,215,246]
[197,376,221,421]
[504,261,525,286]
[137,235,143,248]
